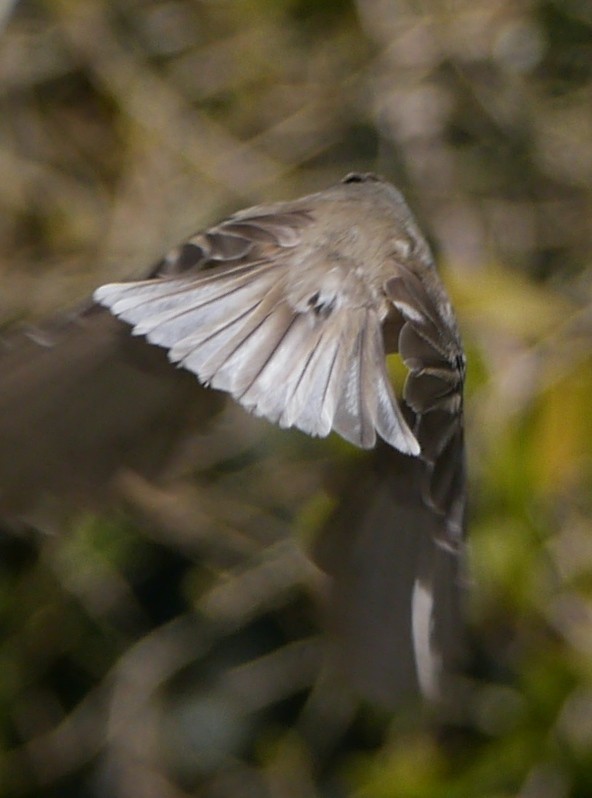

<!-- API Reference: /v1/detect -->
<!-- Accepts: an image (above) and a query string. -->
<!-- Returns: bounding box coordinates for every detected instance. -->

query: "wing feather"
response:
[135,274,277,347]
[240,313,325,429]
[200,299,298,396]
[331,310,420,453]
[94,261,272,324]
[280,317,350,437]
[95,202,425,454]
[385,264,466,548]
[97,261,420,453]
[333,312,381,450]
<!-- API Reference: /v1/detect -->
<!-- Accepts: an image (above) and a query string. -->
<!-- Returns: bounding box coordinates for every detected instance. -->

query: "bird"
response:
[0,172,466,706]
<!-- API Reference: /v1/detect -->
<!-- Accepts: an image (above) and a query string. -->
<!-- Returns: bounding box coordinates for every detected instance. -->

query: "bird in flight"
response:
[1,172,467,706]
[95,172,466,549]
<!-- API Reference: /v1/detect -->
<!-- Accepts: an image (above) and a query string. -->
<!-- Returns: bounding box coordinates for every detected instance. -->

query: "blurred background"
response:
[1,0,592,795]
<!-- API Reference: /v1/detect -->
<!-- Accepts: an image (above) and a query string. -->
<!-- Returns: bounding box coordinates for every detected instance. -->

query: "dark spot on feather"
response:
[176,242,206,271]
[151,243,206,276]
[342,172,383,184]
[308,291,335,318]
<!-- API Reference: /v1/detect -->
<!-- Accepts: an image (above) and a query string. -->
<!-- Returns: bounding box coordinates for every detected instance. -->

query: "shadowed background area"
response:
[1,1,592,796]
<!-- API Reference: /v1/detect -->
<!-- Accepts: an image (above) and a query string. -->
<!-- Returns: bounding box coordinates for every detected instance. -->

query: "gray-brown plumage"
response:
[94,172,467,704]
[1,172,466,705]
[96,172,466,549]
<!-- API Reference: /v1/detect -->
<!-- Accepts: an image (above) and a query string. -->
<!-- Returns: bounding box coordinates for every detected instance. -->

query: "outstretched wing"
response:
[95,208,420,456]
[386,266,466,548]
